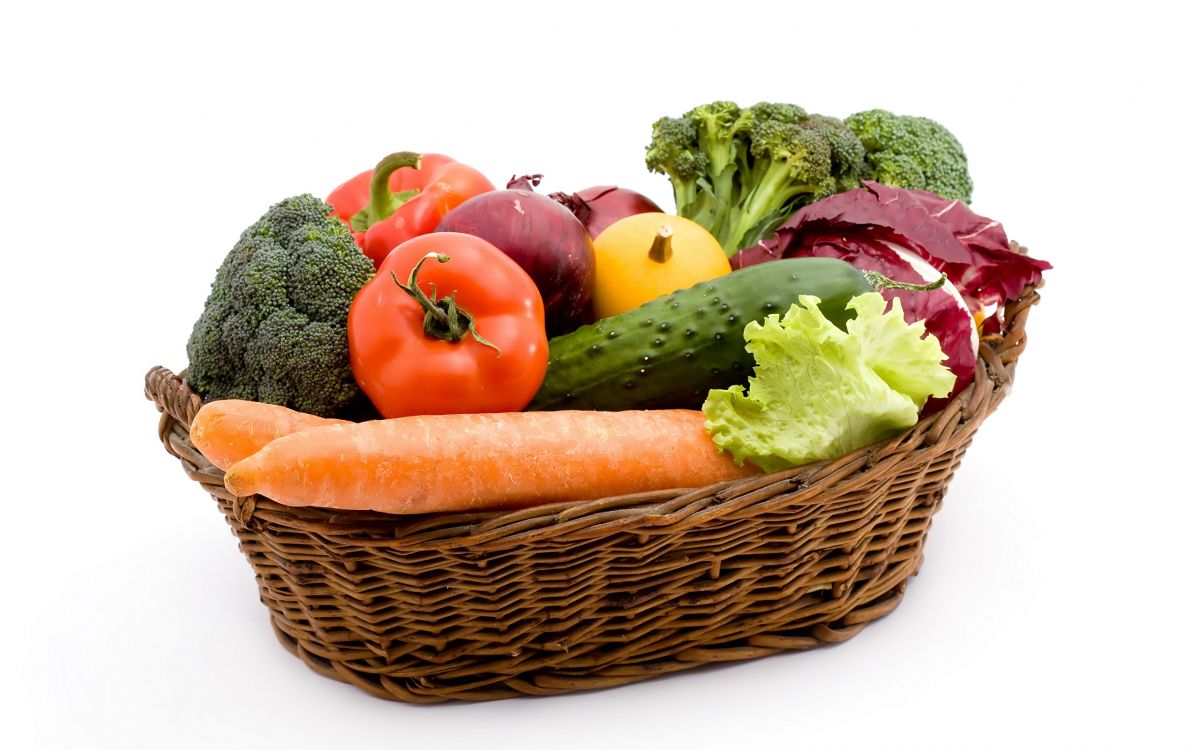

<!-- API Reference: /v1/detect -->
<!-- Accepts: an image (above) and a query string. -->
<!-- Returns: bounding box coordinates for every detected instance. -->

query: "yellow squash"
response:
[591,213,731,318]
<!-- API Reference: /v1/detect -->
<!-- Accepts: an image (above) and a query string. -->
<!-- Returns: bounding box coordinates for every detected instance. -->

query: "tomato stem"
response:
[391,253,503,356]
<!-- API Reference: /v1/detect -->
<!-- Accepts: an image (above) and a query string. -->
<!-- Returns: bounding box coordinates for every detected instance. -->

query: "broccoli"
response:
[646,101,869,255]
[185,194,376,417]
[844,109,973,203]
[644,115,713,224]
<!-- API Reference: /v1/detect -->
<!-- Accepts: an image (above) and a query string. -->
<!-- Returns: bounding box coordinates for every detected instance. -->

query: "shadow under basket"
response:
[146,285,1040,703]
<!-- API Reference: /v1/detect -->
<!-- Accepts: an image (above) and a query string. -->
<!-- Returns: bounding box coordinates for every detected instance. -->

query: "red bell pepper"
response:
[326,152,495,268]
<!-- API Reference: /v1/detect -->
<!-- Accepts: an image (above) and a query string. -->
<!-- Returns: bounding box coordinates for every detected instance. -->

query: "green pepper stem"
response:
[390,253,503,356]
[648,225,674,263]
[862,270,948,293]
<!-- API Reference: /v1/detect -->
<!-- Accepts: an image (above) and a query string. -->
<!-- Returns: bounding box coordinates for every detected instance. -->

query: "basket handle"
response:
[145,366,253,516]
[145,365,203,428]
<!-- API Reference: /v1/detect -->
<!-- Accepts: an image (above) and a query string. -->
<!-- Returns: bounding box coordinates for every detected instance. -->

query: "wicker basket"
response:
[146,283,1039,703]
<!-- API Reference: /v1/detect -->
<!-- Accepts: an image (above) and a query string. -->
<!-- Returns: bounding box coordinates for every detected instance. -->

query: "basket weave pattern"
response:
[146,286,1038,702]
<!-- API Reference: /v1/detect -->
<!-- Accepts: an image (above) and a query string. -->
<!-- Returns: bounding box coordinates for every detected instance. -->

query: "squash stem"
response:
[648,225,674,263]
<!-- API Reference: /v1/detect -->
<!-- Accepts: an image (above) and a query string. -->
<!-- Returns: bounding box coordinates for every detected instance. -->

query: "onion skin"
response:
[549,185,663,238]
[435,188,595,336]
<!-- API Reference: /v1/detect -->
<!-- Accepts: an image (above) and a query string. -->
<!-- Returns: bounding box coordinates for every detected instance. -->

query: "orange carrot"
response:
[190,399,345,470]
[223,410,760,514]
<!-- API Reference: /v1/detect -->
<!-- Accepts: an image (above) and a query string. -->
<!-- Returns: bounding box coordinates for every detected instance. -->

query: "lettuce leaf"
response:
[702,293,956,473]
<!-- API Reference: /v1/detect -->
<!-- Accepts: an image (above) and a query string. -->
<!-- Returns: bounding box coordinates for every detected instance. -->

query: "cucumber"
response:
[529,257,873,411]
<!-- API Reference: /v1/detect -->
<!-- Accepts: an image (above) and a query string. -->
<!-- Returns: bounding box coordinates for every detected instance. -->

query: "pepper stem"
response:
[648,225,674,263]
[390,253,503,356]
[862,270,948,293]
[350,151,424,232]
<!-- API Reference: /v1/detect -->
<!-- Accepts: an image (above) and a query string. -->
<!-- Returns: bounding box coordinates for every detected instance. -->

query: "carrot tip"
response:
[224,467,250,497]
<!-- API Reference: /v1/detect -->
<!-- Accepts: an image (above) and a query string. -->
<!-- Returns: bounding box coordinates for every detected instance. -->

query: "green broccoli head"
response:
[185,194,375,417]
[799,115,870,193]
[745,119,833,190]
[741,101,809,128]
[646,101,871,255]
[844,109,973,203]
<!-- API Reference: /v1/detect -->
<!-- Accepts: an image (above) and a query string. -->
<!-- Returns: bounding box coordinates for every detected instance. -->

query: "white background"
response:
[3,1,1196,747]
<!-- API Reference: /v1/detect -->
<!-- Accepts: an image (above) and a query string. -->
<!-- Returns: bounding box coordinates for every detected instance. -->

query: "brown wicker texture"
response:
[146,283,1039,703]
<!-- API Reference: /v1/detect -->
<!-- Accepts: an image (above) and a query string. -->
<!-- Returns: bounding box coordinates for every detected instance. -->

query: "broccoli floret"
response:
[801,115,870,193]
[683,101,744,235]
[645,115,712,221]
[646,101,870,255]
[741,101,809,128]
[844,109,973,203]
[687,100,744,181]
[727,102,803,179]
[720,118,836,251]
[185,194,375,416]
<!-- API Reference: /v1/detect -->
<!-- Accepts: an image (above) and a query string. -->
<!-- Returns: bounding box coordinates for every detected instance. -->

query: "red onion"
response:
[435,179,595,336]
[548,185,663,239]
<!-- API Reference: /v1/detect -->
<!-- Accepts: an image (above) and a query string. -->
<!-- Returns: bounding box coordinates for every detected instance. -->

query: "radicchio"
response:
[737,181,1051,314]
[730,182,1050,402]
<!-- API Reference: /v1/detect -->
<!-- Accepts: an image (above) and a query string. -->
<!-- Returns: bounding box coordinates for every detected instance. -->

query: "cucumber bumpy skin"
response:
[528,257,873,411]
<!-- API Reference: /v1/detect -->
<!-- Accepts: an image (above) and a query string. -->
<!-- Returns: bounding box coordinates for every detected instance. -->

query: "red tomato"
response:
[348,232,549,418]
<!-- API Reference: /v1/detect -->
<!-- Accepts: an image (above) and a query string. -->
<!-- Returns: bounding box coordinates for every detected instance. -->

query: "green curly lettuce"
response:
[702,293,955,472]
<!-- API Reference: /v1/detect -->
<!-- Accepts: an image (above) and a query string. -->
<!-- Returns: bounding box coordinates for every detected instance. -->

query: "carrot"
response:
[223,410,760,514]
[190,399,345,470]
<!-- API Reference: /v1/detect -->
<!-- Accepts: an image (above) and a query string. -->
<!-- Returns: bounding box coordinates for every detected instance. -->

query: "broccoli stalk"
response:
[646,101,868,256]
[844,109,973,203]
[185,194,376,417]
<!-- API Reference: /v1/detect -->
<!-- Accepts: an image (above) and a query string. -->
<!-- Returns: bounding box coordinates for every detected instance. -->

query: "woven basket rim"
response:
[147,283,1040,550]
